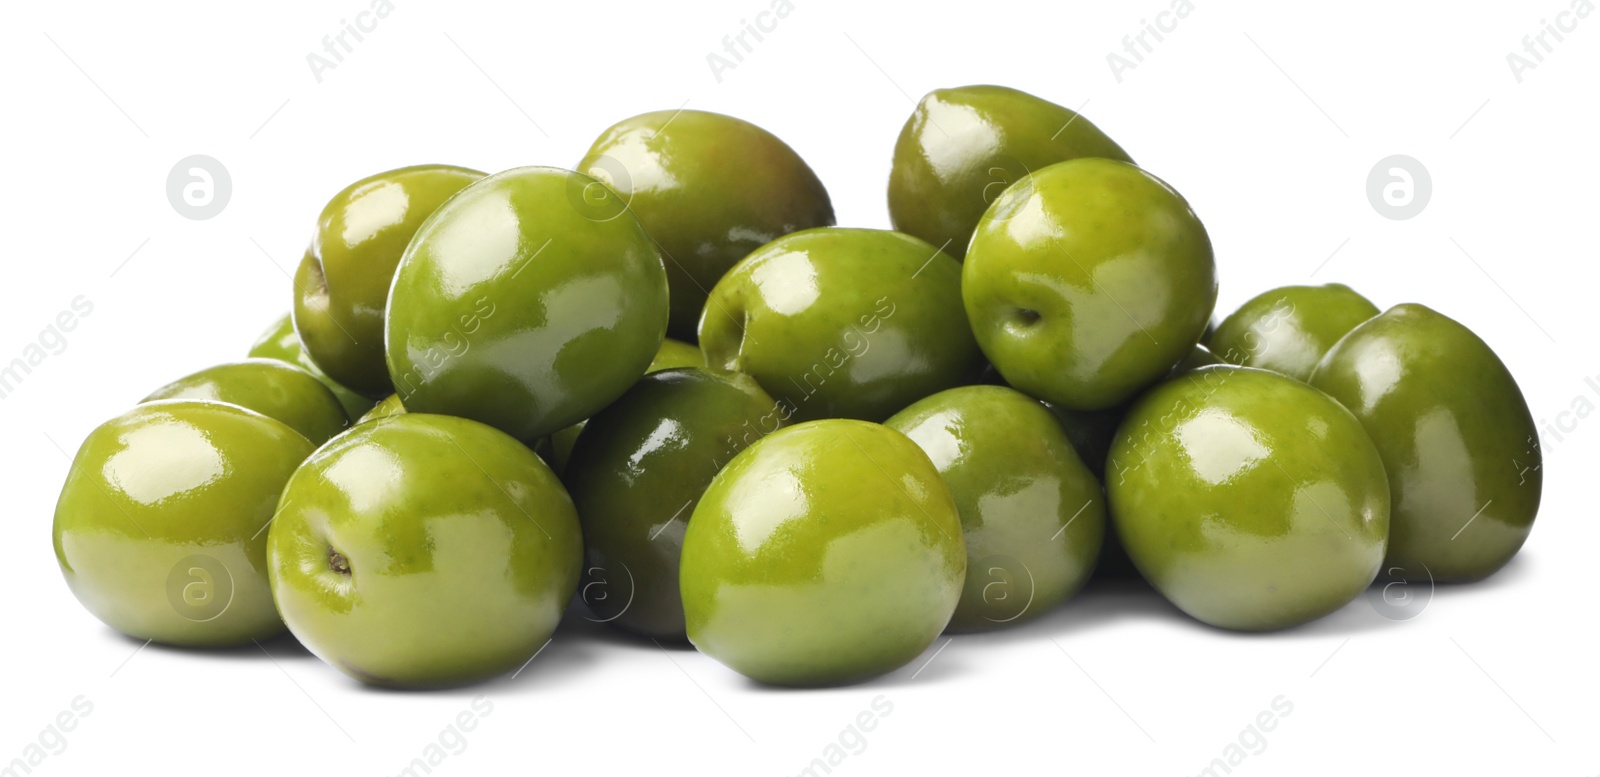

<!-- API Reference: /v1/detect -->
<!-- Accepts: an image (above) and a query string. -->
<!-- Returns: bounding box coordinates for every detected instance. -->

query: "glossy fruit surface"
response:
[565,368,786,640]
[142,358,348,443]
[547,338,704,476]
[1107,366,1389,630]
[294,165,485,395]
[1211,284,1379,381]
[681,419,964,686]
[889,85,1132,260]
[699,227,981,422]
[267,414,582,688]
[578,110,834,340]
[386,166,669,443]
[357,394,406,424]
[886,386,1104,631]
[249,314,377,421]
[964,158,1216,410]
[53,401,315,646]
[1309,304,1540,582]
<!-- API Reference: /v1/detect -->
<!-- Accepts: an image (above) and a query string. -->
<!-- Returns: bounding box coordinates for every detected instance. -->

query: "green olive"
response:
[295,165,485,396]
[579,110,834,340]
[887,386,1104,631]
[1211,284,1379,381]
[889,85,1132,260]
[1309,304,1541,582]
[53,401,314,646]
[143,358,348,444]
[681,419,964,685]
[1108,366,1389,630]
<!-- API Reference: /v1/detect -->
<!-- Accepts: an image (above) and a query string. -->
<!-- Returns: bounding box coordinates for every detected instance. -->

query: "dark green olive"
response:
[564,368,786,640]
[889,84,1132,260]
[1309,304,1540,582]
[578,110,834,340]
[294,165,485,396]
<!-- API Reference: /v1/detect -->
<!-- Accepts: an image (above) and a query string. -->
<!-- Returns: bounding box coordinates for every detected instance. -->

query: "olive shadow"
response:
[554,604,697,652]
[112,628,316,661]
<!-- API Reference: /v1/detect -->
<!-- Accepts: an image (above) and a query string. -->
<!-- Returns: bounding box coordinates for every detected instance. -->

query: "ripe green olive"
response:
[1310,304,1541,582]
[1108,366,1389,631]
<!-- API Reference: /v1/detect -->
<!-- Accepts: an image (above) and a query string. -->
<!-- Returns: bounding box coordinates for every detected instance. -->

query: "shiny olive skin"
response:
[1106,366,1389,630]
[1041,344,1217,481]
[249,314,377,421]
[965,158,1216,411]
[1309,304,1540,582]
[578,110,835,340]
[1211,284,1379,381]
[699,227,982,423]
[267,414,582,688]
[142,359,348,444]
[547,338,704,476]
[357,394,406,424]
[565,368,787,640]
[889,85,1132,261]
[386,166,669,443]
[53,401,315,646]
[294,165,485,396]
[886,386,1104,631]
[681,419,965,686]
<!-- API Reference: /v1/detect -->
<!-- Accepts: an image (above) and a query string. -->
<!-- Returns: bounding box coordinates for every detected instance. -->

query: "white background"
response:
[2,0,1596,774]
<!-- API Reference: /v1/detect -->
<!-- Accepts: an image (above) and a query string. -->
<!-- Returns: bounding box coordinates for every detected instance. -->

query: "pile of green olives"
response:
[52,85,1540,689]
